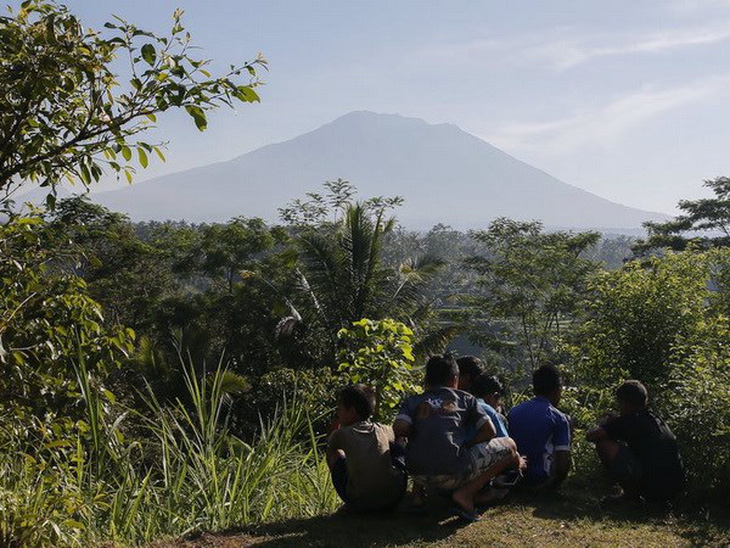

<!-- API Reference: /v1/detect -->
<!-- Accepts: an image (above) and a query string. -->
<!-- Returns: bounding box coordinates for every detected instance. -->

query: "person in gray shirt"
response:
[394,354,521,522]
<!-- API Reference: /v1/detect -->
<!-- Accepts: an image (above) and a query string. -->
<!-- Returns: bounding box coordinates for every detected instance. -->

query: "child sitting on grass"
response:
[471,373,509,439]
[586,380,684,506]
[394,354,521,522]
[327,384,407,511]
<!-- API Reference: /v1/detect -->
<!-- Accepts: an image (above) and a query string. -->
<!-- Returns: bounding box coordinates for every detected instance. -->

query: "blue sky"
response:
[28,1,730,212]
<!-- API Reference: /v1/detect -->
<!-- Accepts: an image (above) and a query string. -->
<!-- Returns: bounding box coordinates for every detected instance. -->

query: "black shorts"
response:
[610,445,644,490]
[610,445,681,502]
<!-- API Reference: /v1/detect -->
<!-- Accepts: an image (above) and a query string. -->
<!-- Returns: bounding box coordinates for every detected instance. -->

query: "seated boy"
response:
[586,380,684,505]
[508,365,571,491]
[472,373,509,438]
[456,355,485,393]
[327,384,407,511]
[394,354,520,521]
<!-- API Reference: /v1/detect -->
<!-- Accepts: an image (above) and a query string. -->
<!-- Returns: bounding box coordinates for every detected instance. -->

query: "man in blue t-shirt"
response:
[508,365,571,491]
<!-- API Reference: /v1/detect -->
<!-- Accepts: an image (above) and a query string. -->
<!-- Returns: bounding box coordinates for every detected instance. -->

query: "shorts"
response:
[412,437,513,490]
[610,445,682,502]
[330,448,408,509]
[610,444,643,492]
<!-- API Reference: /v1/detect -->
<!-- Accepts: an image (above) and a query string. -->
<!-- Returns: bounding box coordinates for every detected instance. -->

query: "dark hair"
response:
[338,384,375,420]
[616,380,648,408]
[532,365,562,396]
[426,353,459,387]
[456,356,485,384]
[472,373,504,400]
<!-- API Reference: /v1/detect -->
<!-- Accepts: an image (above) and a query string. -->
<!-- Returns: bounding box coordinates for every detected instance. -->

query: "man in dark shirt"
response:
[586,380,684,504]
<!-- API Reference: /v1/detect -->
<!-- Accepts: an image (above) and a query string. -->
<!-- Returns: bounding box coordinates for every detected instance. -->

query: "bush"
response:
[337,318,420,421]
[573,249,730,499]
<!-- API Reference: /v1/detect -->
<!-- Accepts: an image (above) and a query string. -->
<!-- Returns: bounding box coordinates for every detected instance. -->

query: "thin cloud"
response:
[530,25,730,69]
[409,23,730,72]
[488,79,729,154]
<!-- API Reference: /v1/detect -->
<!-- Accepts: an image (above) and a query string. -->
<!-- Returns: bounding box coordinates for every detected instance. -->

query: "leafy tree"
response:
[635,176,730,254]
[0,211,134,419]
[577,250,710,388]
[47,197,175,330]
[193,217,282,293]
[0,0,265,202]
[466,218,600,370]
[280,182,447,364]
[337,318,418,421]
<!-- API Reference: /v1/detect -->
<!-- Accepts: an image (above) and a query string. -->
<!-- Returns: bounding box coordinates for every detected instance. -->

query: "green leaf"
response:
[141,43,156,65]
[80,164,91,184]
[121,146,132,161]
[185,105,207,131]
[125,170,133,184]
[138,148,148,168]
[235,85,260,103]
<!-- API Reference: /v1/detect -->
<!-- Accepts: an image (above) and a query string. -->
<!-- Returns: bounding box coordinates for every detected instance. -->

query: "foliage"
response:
[0,357,338,546]
[466,218,600,370]
[665,315,730,501]
[0,0,265,201]
[577,250,710,389]
[282,181,448,365]
[572,248,730,501]
[0,211,134,420]
[635,176,730,253]
[337,318,419,421]
[47,196,176,330]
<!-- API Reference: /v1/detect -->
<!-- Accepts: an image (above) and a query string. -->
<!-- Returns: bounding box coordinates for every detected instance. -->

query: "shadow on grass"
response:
[215,495,467,547]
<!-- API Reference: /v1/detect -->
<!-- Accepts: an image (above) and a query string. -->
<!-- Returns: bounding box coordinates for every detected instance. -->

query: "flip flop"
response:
[452,505,481,523]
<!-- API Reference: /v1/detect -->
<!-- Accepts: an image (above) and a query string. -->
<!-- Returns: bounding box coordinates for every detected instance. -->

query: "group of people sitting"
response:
[326,354,684,522]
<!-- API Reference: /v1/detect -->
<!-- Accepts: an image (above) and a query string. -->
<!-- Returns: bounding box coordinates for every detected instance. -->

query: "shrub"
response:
[337,318,419,421]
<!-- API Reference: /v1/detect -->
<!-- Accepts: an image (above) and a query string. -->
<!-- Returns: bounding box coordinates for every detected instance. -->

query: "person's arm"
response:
[326,430,343,469]
[464,396,495,446]
[468,416,496,446]
[546,412,572,489]
[585,426,608,443]
[553,450,571,485]
[393,399,414,443]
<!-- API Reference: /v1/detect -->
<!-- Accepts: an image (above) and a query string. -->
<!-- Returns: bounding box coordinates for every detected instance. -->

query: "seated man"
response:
[394,354,520,521]
[586,380,684,505]
[508,365,571,491]
[471,373,509,438]
[327,384,407,511]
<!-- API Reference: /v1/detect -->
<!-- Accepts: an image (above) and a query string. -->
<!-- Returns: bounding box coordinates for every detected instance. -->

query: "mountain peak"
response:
[92,112,669,230]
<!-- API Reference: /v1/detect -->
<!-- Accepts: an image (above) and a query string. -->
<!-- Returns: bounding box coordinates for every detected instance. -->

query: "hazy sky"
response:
[24,1,730,213]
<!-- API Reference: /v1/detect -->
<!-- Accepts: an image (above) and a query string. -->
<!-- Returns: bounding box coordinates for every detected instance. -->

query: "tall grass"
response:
[0,356,339,547]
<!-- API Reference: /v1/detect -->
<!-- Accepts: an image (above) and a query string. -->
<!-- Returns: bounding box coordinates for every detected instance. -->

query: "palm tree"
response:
[292,202,450,363]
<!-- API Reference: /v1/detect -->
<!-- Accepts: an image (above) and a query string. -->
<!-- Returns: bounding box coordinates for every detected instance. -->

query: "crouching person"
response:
[508,365,572,493]
[327,384,407,511]
[394,354,520,522]
[586,380,684,506]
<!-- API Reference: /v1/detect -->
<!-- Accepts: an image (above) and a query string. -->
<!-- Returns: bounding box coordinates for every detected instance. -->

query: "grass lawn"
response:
[153,485,729,547]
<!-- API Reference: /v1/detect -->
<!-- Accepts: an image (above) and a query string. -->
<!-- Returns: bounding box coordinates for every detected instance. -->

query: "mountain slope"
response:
[92,111,668,229]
